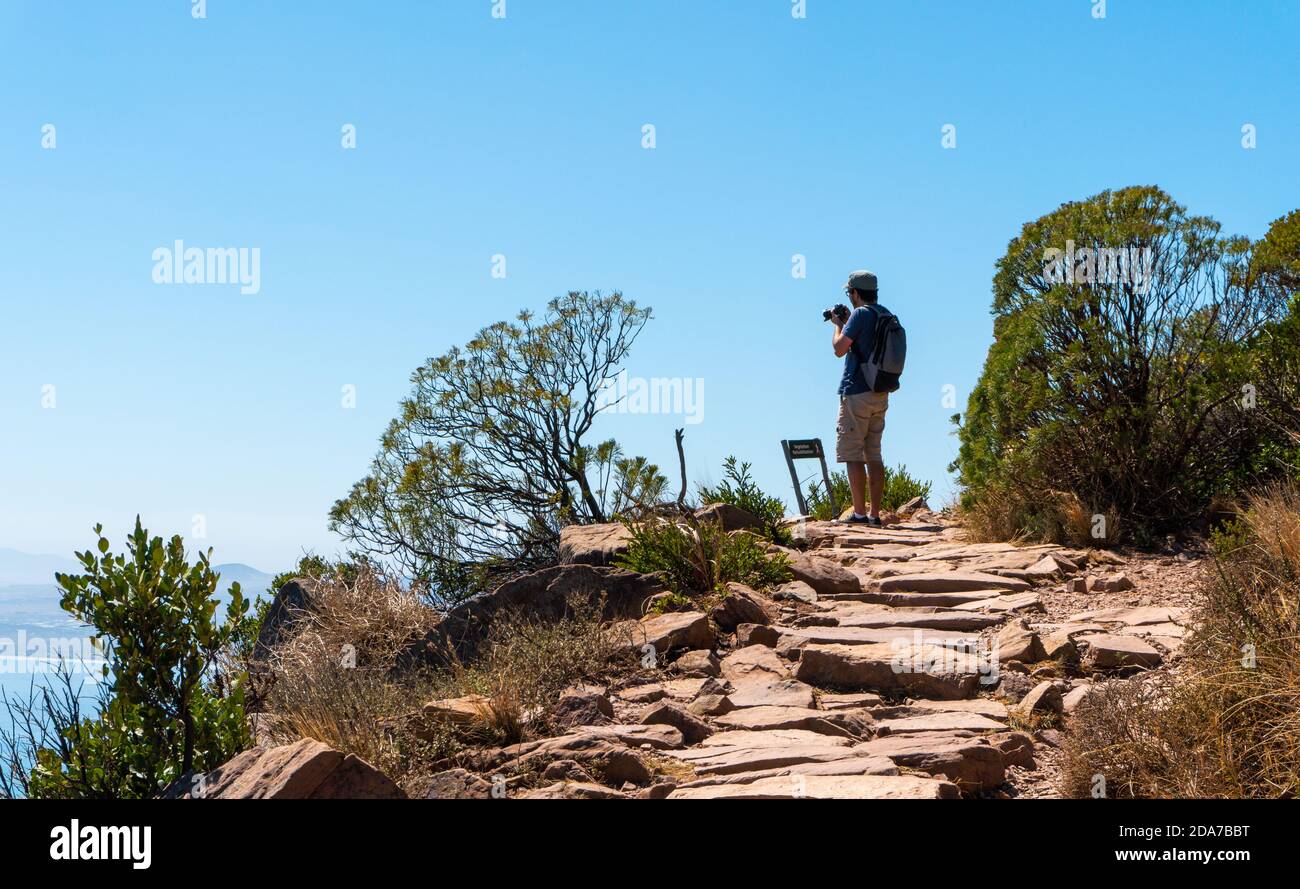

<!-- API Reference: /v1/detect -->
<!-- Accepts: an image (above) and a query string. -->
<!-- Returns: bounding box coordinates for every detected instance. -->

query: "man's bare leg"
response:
[867,459,885,519]
[846,461,868,516]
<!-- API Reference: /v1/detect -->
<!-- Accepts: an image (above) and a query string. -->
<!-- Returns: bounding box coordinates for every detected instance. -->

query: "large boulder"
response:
[611,611,716,655]
[251,579,313,661]
[783,551,862,596]
[404,564,669,666]
[558,523,633,566]
[163,739,405,799]
[710,582,774,630]
[695,502,764,532]
[425,768,494,799]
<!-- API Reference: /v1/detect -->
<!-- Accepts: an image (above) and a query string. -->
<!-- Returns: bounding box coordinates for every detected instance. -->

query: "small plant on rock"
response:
[698,456,792,545]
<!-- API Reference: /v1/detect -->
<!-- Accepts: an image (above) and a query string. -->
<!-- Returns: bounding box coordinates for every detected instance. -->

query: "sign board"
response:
[785,439,823,459]
[780,438,837,518]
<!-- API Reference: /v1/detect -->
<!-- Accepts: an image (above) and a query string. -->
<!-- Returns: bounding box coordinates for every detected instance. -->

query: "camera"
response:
[823,303,850,323]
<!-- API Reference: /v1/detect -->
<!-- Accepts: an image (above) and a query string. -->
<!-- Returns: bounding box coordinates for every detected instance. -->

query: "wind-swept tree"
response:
[330,291,667,604]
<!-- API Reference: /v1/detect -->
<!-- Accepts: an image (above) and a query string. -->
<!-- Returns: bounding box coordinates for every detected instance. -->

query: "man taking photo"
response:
[829,269,892,526]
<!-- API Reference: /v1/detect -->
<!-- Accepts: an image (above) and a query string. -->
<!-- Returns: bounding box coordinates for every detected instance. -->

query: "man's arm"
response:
[832,322,854,357]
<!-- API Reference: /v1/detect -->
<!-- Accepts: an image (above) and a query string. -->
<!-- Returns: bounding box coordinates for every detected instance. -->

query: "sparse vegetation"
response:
[1060,485,1300,798]
[698,456,791,544]
[806,464,933,521]
[254,566,633,794]
[617,515,791,600]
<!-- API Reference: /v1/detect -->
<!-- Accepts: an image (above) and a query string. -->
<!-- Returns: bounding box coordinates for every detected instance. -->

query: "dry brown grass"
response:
[255,568,636,793]
[1060,484,1300,798]
[961,482,1121,548]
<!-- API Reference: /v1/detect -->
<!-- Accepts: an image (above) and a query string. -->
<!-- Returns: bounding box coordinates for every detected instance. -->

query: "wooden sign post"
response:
[781,438,837,518]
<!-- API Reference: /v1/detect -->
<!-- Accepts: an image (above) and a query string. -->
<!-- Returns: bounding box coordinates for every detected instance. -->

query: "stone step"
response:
[853,732,1007,792]
[713,705,870,738]
[872,571,1031,594]
[793,642,987,700]
[820,608,1004,632]
[874,711,1006,736]
[668,773,960,799]
[772,626,979,656]
[673,755,899,788]
[850,589,1004,608]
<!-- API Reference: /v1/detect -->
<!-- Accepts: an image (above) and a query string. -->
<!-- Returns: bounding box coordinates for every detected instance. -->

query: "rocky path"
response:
[505,510,1192,800]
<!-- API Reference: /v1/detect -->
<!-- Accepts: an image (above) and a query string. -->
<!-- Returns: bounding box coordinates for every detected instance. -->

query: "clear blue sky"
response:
[1,1,1296,573]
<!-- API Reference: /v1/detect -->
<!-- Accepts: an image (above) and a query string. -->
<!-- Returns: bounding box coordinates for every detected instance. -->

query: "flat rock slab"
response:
[908,543,1019,562]
[952,592,1042,614]
[1069,606,1187,626]
[719,645,789,682]
[1119,622,1186,638]
[1077,633,1163,669]
[872,571,1031,594]
[727,677,819,709]
[775,625,978,651]
[668,743,864,776]
[700,729,850,748]
[668,773,959,799]
[819,691,885,710]
[900,698,1009,721]
[713,705,868,738]
[514,724,685,753]
[675,756,899,787]
[660,678,710,700]
[854,733,1006,792]
[855,590,1003,608]
[828,609,1003,632]
[794,643,985,700]
[874,711,1006,736]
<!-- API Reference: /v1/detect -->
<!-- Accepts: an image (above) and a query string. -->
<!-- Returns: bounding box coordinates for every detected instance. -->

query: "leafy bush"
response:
[954,188,1298,544]
[0,520,250,799]
[805,465,933,521]
[617,515,791,599]
[1060,485,1300,798]
[698,456,791,544]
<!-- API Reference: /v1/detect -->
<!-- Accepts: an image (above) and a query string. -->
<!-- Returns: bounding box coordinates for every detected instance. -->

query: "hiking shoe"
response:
[842,513,880,526]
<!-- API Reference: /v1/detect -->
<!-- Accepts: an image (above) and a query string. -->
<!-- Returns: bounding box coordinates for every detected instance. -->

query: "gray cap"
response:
[846,269,878,292]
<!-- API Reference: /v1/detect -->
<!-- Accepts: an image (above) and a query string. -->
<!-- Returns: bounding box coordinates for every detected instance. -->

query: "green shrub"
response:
[953,188,1298,544]
[699,456,791,544]
[805,465,933,520]
[617,515,790,598]
[1,519,250,799]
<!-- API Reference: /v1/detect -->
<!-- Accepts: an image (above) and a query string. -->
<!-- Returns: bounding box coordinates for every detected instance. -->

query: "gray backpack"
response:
[858,305,907,393]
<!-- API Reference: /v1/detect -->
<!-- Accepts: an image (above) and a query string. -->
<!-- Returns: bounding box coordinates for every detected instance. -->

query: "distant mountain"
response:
[0,549,273,607]
[0,548,78,586]
[213,563,276,600]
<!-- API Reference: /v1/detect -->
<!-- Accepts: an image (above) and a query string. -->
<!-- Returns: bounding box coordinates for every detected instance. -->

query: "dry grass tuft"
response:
[255,568,635,794]
[961,483,1120,548]
[1060,483,1300,798]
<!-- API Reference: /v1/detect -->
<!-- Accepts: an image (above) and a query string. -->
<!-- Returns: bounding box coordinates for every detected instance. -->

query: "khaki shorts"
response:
[836,391,889,463]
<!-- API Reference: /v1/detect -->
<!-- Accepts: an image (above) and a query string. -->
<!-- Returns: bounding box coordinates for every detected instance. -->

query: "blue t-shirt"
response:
[839,304,885,396]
